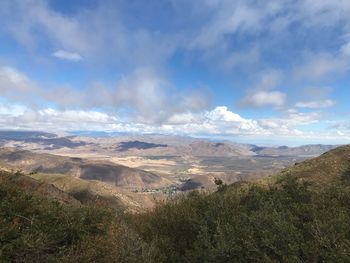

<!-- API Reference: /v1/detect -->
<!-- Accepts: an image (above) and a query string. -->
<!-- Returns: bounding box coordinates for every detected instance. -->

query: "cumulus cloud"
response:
[0,104,257,135]
[203,106,261,134]
[52,50,83,61]
[259,111,320,130]
[206,106,245,122]
[0,104,119,131]
[166,112,201,125]
[87,69,210,124]
[0,66,211,125]
[111,69,211,124]
[1,100,348,143]
[238,70,286,108]
[295,99,336,109]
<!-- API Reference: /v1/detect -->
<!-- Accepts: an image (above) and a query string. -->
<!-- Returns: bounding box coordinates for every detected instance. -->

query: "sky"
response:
[0,0,349,145]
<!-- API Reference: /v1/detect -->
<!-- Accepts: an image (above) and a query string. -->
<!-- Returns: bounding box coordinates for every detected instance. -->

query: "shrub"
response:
[2,171,350,262]
[0,177,152,262]
[130,178,350,262]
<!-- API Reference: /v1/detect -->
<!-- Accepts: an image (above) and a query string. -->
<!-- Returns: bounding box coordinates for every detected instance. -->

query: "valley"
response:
[0,131,338,210]
[1,143,350,261]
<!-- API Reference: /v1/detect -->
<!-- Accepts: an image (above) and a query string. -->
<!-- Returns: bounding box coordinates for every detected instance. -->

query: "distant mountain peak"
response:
[116,141,168,152]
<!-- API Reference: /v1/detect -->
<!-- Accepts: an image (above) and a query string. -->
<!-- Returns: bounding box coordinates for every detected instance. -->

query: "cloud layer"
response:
[0,66,210,124]
[0,0,349,144]
[1,102,348,144]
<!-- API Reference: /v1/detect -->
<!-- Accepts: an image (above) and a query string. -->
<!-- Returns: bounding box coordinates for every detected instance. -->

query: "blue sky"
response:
[0,0,349,145]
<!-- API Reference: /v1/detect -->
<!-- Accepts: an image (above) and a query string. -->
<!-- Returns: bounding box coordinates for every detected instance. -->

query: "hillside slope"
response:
[252,144,337,157]
[0,170,80,206]
[29,173,156,212]
[0,170,152,262]
[0,148,171,190]
[263,145,350,186]
[127,145,350,262]
[2,145,350,262]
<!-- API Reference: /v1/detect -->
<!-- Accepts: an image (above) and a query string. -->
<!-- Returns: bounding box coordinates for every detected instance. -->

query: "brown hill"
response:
[0,170,80,206]
[0,148,171,190]
[29,173,158,212]
[252,144,337,157]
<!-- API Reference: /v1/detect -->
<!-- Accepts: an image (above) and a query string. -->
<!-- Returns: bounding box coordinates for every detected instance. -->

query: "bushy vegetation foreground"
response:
[1,174,350,262]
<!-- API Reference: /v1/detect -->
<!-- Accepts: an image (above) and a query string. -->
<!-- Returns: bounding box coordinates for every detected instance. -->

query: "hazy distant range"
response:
[0,130,338,191]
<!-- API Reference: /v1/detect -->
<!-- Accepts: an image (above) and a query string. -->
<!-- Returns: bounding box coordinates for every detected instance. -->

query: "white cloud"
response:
[188,4,264,50]
[0,104,119,132]
[206,106,245,122]
[0,101,348,143]
[52,50,83,61]
[165,107,321,138]
[294,53,349,80]
[2,0,350,83]
[0,1,350,144]
[0,103,26,116]
[340,42,350,56]
[109,69,210,124]
[240,90,287,108]
[0,0,177,68]
[0,67,40,103]
[295,99,336,109]
[259,111,320,129]
[238,70,286,108]
[0,66,211,125]
[166,112,201,125]
[337,131,345,136]
[0,67,37,92]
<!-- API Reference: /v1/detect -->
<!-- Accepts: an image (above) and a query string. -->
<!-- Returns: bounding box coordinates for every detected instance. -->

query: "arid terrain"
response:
[0,131,338,209]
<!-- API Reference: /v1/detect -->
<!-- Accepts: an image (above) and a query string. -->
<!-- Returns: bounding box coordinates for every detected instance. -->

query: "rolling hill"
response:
[251,144,337,157]
[126,144,350,261]
[262,144,350,186]
[1,145,350,261]
[28,173,156,212]
[0,148,172,190]
[0,170,80,206]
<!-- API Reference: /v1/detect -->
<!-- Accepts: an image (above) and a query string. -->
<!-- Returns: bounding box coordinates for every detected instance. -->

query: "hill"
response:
[262,144,350,186]
[0,170,80,206]
[251,144,337,157]
[126,145,350,261]
[2,145,350,262]
[0,170,153,262]
[29,173,156,212]
[0,130,87,149]
[0,148,171,190]
[0,131,337,159]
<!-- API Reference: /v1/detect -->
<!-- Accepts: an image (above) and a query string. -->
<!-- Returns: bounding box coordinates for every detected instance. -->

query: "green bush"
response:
[0,178,153,262]
[130,178,350,262]
[2,172,350,262]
